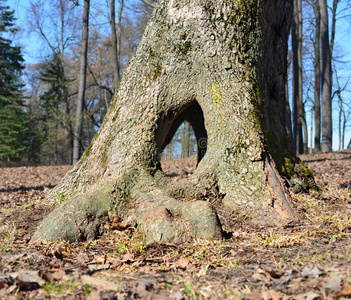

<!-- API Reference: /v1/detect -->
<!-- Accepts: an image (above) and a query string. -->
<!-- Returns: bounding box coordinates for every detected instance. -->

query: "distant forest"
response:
[1,0,351,164]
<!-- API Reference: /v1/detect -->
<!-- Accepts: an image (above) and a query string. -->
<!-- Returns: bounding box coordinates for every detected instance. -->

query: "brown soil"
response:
[160,156,197,178]
[1,151,351,299]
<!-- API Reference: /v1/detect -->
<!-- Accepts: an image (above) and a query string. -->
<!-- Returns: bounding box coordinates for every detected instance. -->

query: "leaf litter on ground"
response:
[1,151,351,298]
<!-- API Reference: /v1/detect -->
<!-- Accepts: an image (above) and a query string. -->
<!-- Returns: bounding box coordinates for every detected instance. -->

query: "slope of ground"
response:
[1,151,351,299]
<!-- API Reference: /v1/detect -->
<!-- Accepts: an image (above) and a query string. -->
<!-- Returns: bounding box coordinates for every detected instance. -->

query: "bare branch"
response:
[87,64,114,96]
[140,0,156,8]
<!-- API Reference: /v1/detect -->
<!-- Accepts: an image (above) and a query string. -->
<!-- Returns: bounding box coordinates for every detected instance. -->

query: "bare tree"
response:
[291,0,307,154]
[140,0,156,8]
[333,62,351,150]
[27,0,79,58]
[27,0,79,163]
[181,122,191,159]
[298,0,308,154]
[319,0,332,152]
[291,0,299,154]
[311,0,321,152]
[109,0,124,91]
[73,0,90,164]
[285,51,293,146]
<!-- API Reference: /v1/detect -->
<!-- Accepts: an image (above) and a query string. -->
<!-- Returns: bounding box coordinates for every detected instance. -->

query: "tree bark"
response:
[297,0,307,154]
[109,0,124,91]
[181,122,190,159]
[330,0,338,56]
[319,0,332,152]
[110,0,118,91]
[141,0,156,8]
[285,51,293,146]
[291,0,299,154]
[338,93,342,150]
[73,0,90,165]
[334,64,349,150]
[312,0,321,153]
[32,0,314,244]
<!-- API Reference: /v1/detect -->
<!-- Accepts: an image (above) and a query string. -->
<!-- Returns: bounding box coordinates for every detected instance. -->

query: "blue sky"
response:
[10,0,80,64]
[9,0,44,64]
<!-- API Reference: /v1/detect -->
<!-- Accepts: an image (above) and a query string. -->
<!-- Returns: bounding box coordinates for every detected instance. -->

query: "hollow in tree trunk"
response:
[31,0,314,243]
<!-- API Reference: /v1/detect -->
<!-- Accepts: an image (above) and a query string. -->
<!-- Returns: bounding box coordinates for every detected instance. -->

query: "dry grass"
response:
[1,151,351,298]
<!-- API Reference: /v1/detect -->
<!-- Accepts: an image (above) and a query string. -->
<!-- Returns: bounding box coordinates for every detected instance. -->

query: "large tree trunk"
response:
[32,0,313,244]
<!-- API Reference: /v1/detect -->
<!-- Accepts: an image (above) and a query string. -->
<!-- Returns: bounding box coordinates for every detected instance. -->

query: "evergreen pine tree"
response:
[38,51,73,164]
[0,0,27,161]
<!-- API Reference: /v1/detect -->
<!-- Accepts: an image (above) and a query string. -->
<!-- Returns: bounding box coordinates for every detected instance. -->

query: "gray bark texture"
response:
[109,0,119,90]
[291,0,299,155]
[181,121,190,159]
[312,0,321,153]
[109,0,124,91]
[285,53,293,147]
[319,0,332,152]
[297,0,307,154]
[31,0,314,244]
[73,0,90,165]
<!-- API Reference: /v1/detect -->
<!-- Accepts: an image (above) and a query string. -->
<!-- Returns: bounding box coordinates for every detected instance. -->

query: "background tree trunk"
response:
[73,0,90,165]
[291,0,299,154]
[297,0,308,154]
[181,122,190,159]
[285,52,293,146]
[109,0,124,91]
[312,0,321,153]
[319,0,332,152]
[329,0,338,56]
[32,0,313,244]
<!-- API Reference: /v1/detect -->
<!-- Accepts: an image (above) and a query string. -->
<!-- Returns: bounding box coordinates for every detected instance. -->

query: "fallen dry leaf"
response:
[9,270,46,291]
[107,216,134,231]
[243,293,264,300]
[42,268,66,281]
[292,291,320,300]
[81,275,118,291]
[76,251,88,265]
[90,255,107,264]
[174,256,190,269]
[331,284,351,298]
[88,264,111,272]
[122,252,134,261]
[324,274,342,294]
[268,289,281,300]
[301,265,323,278]
[2,152,351,299]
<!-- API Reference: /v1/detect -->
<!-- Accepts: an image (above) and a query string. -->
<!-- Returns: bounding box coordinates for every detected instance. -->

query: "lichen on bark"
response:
[31,0,313,244]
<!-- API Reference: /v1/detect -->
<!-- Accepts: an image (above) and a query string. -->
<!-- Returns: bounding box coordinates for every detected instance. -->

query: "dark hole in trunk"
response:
[155,101,207,177]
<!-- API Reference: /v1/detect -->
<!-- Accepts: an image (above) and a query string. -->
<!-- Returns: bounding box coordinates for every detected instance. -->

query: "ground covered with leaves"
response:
[1,151,351,299]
